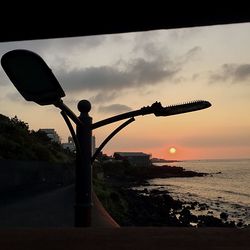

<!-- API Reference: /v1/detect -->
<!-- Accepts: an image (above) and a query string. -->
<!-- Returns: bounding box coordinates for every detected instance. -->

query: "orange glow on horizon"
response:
[103,144,250,161]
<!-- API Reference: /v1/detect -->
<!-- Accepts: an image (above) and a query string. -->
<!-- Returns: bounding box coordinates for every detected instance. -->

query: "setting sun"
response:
[169,147,177,154]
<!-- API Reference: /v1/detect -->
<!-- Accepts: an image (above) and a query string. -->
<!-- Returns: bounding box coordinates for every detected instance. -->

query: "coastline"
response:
[94,162,248,228]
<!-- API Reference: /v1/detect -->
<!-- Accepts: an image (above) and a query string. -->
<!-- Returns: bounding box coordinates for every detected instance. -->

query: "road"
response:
[0,185,118,228]
[0,186,249,249]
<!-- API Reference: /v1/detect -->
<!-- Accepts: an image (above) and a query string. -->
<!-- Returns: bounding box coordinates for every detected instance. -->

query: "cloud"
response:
[128,58,179,83]
[57,65,130,91]
[57,56,180,92]
[5,92,21,101]
[98,104,132,114]
[168,28,203,42]
[89,92,118,104]
[0,34,198,93]
[181,132,250,148]
[181,46,202,63]
[0,68,9,86]
[133,31,162,49]
[0,35,107,68]
[133,40,165,60]
[133,39,201,81]
[43,36,107,53]
[209,63,250,83]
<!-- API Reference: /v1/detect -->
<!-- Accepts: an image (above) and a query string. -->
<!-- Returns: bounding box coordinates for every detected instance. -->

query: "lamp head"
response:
[1,49,65,105]
[153,100,211,116]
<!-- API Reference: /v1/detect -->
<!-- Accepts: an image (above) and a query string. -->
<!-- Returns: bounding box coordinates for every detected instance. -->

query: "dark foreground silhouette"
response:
[94,163,246,228]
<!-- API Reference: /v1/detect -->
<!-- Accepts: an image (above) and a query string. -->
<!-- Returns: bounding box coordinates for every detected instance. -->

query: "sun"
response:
[169,147,177,154]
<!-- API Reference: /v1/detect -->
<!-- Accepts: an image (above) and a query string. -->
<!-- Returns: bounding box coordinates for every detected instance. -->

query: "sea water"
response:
[149,159,250,225]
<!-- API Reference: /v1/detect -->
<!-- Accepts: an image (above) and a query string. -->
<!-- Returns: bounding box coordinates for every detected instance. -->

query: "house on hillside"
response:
[39,128,61,143]
[113,152,151,167]
[62,135,96,155]
[62,136,76,152]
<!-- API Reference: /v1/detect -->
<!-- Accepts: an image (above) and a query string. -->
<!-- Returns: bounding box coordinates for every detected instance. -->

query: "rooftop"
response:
[114,152,151,157]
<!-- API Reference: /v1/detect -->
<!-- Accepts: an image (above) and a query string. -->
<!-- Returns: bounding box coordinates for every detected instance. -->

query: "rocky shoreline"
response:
[122,188,239,227]
[94,162,247,228]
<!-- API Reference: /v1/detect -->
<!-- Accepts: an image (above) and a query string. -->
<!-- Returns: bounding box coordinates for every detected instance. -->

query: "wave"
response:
[222,190,250,198]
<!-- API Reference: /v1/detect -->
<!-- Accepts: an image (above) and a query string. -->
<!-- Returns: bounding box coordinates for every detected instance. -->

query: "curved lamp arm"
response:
[60,110,81,154]
[91,117,135,163]
[92,100,211,129]
[55,100,84,127]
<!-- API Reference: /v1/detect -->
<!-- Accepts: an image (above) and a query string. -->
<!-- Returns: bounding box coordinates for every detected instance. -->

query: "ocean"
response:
[147,159,250,225]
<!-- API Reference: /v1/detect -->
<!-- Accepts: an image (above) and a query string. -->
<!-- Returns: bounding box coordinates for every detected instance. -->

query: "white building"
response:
[62,136,76,152]
[39,128,61,143]
[62,135,96,155]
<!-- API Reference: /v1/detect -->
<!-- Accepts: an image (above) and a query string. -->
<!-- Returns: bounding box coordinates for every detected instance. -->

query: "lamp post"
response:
[75,100,92,227]
[1,49,211,227]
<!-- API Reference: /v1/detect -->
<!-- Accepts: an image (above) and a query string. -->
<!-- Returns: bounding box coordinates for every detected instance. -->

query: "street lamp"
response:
[1,49,211,227]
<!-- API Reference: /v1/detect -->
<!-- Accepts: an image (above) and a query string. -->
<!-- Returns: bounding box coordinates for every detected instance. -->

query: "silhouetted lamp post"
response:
[1,49,211,227]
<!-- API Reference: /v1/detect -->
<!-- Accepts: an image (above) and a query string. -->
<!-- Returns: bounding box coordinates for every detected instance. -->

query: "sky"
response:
[0,22,250,160]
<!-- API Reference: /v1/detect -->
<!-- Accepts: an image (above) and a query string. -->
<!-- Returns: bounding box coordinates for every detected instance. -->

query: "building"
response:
[62,136,76,152]
[113,152,151,167]
[39,128,61,143]
[62,135,96,155]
